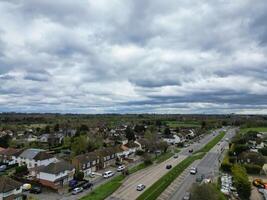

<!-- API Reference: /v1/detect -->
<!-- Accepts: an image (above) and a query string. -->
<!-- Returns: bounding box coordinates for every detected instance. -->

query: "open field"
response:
[165,121,201,128]
[240,127,267,134]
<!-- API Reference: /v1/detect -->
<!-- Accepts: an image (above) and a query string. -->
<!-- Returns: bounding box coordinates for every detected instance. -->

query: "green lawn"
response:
[165,121,201,128]
[154,151,174,164]
[239,127,267,134]
[80,175,125,200]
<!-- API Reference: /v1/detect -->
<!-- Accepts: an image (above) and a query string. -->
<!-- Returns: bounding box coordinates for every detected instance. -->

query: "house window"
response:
[87,162,90,167]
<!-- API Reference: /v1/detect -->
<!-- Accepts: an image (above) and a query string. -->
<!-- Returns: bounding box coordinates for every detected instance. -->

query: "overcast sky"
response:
[0,0,266,114]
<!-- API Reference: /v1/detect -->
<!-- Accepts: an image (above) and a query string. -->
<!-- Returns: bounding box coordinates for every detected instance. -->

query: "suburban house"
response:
[39,134,64,146]
[118,142,140,158]
[72,152,100,176]
[36,160,75,190]
[163,135,181,145]
[0,148,23,165]
[16,149,57,175]
[95,147,120,169]
[0,176,23,200]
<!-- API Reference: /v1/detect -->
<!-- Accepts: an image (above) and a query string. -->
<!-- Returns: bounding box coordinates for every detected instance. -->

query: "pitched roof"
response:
[0,148,23,156]
[39,160,74,175]
[34,151,54,160]
[0,176,22,193]
[74,152,98,164]
[19,149,54,161]
[125,142,139,148]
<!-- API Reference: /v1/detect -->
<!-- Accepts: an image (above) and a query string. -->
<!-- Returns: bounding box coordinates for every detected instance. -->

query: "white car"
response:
[117,165,126,172]
[190,167,197,175]
[72,187,83,195]
[103,170,114,178]
[136,184,146,191]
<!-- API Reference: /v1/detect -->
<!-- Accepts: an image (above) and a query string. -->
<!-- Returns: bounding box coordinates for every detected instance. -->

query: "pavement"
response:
[168,128,237,200]
[106,128,227,200]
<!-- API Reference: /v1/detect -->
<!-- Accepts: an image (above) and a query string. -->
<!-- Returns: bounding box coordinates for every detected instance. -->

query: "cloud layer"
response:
[0,0,266,114]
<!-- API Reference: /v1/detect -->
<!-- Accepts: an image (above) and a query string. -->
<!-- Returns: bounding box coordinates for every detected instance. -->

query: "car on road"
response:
[103,170,114,178]
[30,186,42,194]
[190,167,197,174]
[82,182,93,190]
[117,165,126,172]
[253,179,266,189]
[196,174,205,183]
[166,164,172,169]
[72,187,83,195]
[183,192,191,200]
[136,184,146,191]
[173,154,179,158]
[188,149,193,153]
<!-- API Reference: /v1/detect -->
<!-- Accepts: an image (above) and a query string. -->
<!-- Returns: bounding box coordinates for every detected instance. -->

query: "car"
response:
[72,187,83,195]
[183,192,191,200]
[190,167,197,174]
[136,184,146,191]
[0,165,7,172]
[82,182,93,190]
[196,174,205,183]
[173,154,179,158]
[103,170,114,178]
[22,183,31,191]
[30,186,42,194]
[253,179,265,189]
[188,149,193,153]
[117,165,126,172]
[166,165,172,169]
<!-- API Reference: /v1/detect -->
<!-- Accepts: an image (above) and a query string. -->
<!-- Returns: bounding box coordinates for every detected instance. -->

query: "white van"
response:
[103,171,114,178]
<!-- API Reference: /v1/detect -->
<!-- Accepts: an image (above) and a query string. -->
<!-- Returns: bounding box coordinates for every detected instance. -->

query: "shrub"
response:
[243,164,262,174]
[15,165,28,175]
[259,147,267,156]
[135,150,145,156]
[221,154,232,172]
[74,171,84,181]
[231,165,251,200]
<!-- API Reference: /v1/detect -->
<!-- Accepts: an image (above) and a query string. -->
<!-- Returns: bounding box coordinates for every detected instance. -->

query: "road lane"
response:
[169,128,237,200]
[107,128,225,200]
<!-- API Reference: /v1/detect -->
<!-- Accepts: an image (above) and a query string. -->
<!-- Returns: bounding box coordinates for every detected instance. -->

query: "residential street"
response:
[106,128,225,200]
[168,128,236,200]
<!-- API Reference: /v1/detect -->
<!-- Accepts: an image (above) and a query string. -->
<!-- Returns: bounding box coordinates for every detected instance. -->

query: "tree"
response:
[158,141,169,153]
[125,126,135,141]
[54,123,60,132]
[71,135,88,155]
[164,127,171,136]
[44,125,51,133]
[74,171,84,181]
[191,183,226,200]
[231,164,251,200]
[63,136,71,148]
[0,134,11,148]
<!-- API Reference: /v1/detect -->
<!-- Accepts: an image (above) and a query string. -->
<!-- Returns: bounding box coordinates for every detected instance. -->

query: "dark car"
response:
[166,165,172,169]
[30,186,42,194]
[188,149,193,153]
[82,182,93,190]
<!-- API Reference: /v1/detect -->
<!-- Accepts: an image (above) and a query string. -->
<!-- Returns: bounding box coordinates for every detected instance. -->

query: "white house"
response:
[16,149,57,175]
[37,160,75,190]
[163,135,181,145]
[0,176,23,200]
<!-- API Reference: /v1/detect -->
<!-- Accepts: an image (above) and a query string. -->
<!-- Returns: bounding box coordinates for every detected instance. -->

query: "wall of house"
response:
[17,157,57,168]
[0,187,22,200]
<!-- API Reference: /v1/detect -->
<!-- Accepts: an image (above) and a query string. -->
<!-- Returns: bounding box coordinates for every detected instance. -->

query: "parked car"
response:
[117,165,126,172]
[136,184,146,191]
[183,192,191,200]
[190,167,197,175]
[196,174,205,183]
[30,186,42,194]
[82,182,93,190]
[72,187,83,195]
[188,149,193,153]
[173,154,179,158]
[103,170,114,178]
[253,179,265,189]
[0,165,7,172]
[69,179,78,188]
[166,165,172,169]
[22,183,31,191]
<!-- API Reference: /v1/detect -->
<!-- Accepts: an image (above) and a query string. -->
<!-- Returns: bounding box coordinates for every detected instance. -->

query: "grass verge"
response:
[194,131,226,154]
[80,175,124,200]
[136,153,205,200]
[137,131,226,200]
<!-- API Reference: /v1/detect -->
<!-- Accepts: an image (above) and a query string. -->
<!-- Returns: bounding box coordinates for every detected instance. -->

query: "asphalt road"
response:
[107,128,227,200]
[169,128,237,200]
